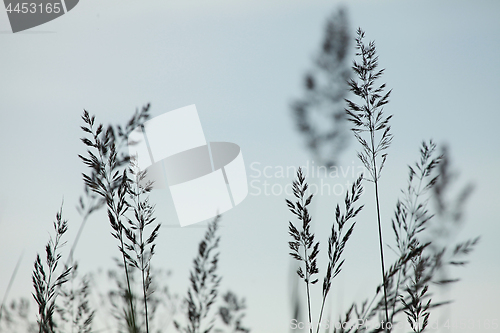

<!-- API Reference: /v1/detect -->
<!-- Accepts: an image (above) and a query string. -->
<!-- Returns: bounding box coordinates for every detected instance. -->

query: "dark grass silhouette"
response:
[125,158,162,333]
[286,128,479,333]
[345,28,393,325]
[79,110,141,332]
[0,106,250,333]
[32,206,72,333]
[287,168,364,333]
[175,216,222,333]
[0,9,481,333]
[290,11,479,332]
[325,141,478,333]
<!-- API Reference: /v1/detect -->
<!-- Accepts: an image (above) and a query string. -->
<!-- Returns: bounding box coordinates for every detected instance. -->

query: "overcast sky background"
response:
[1,0,499,332]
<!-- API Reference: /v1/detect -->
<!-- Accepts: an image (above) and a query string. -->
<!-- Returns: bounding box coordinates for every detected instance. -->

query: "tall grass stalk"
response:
[289,12,479,331]
[79,111,138,332]
[287,168,318,333]
[345,28,393,325]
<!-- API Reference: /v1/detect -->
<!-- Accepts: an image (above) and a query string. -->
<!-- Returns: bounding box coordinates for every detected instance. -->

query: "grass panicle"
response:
[71,104,150,267]
[175,216,222,333]
[287,169,363,333]
[287,167,319,333]
[79,110,139,333]
[317,174,363,333]
[32,206,72,333]
[345,27,393,325]
[400,256,431,333]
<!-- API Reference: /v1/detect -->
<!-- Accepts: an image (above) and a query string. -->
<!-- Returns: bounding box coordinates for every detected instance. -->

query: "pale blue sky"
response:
[1,0,499,332]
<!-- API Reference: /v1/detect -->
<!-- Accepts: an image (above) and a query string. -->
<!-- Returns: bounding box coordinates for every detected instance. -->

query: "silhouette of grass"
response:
[0,105,250,333]
[32,206,72,333]
[287,168,363,333]
[175,216,222,333]
[290,18,479,332]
